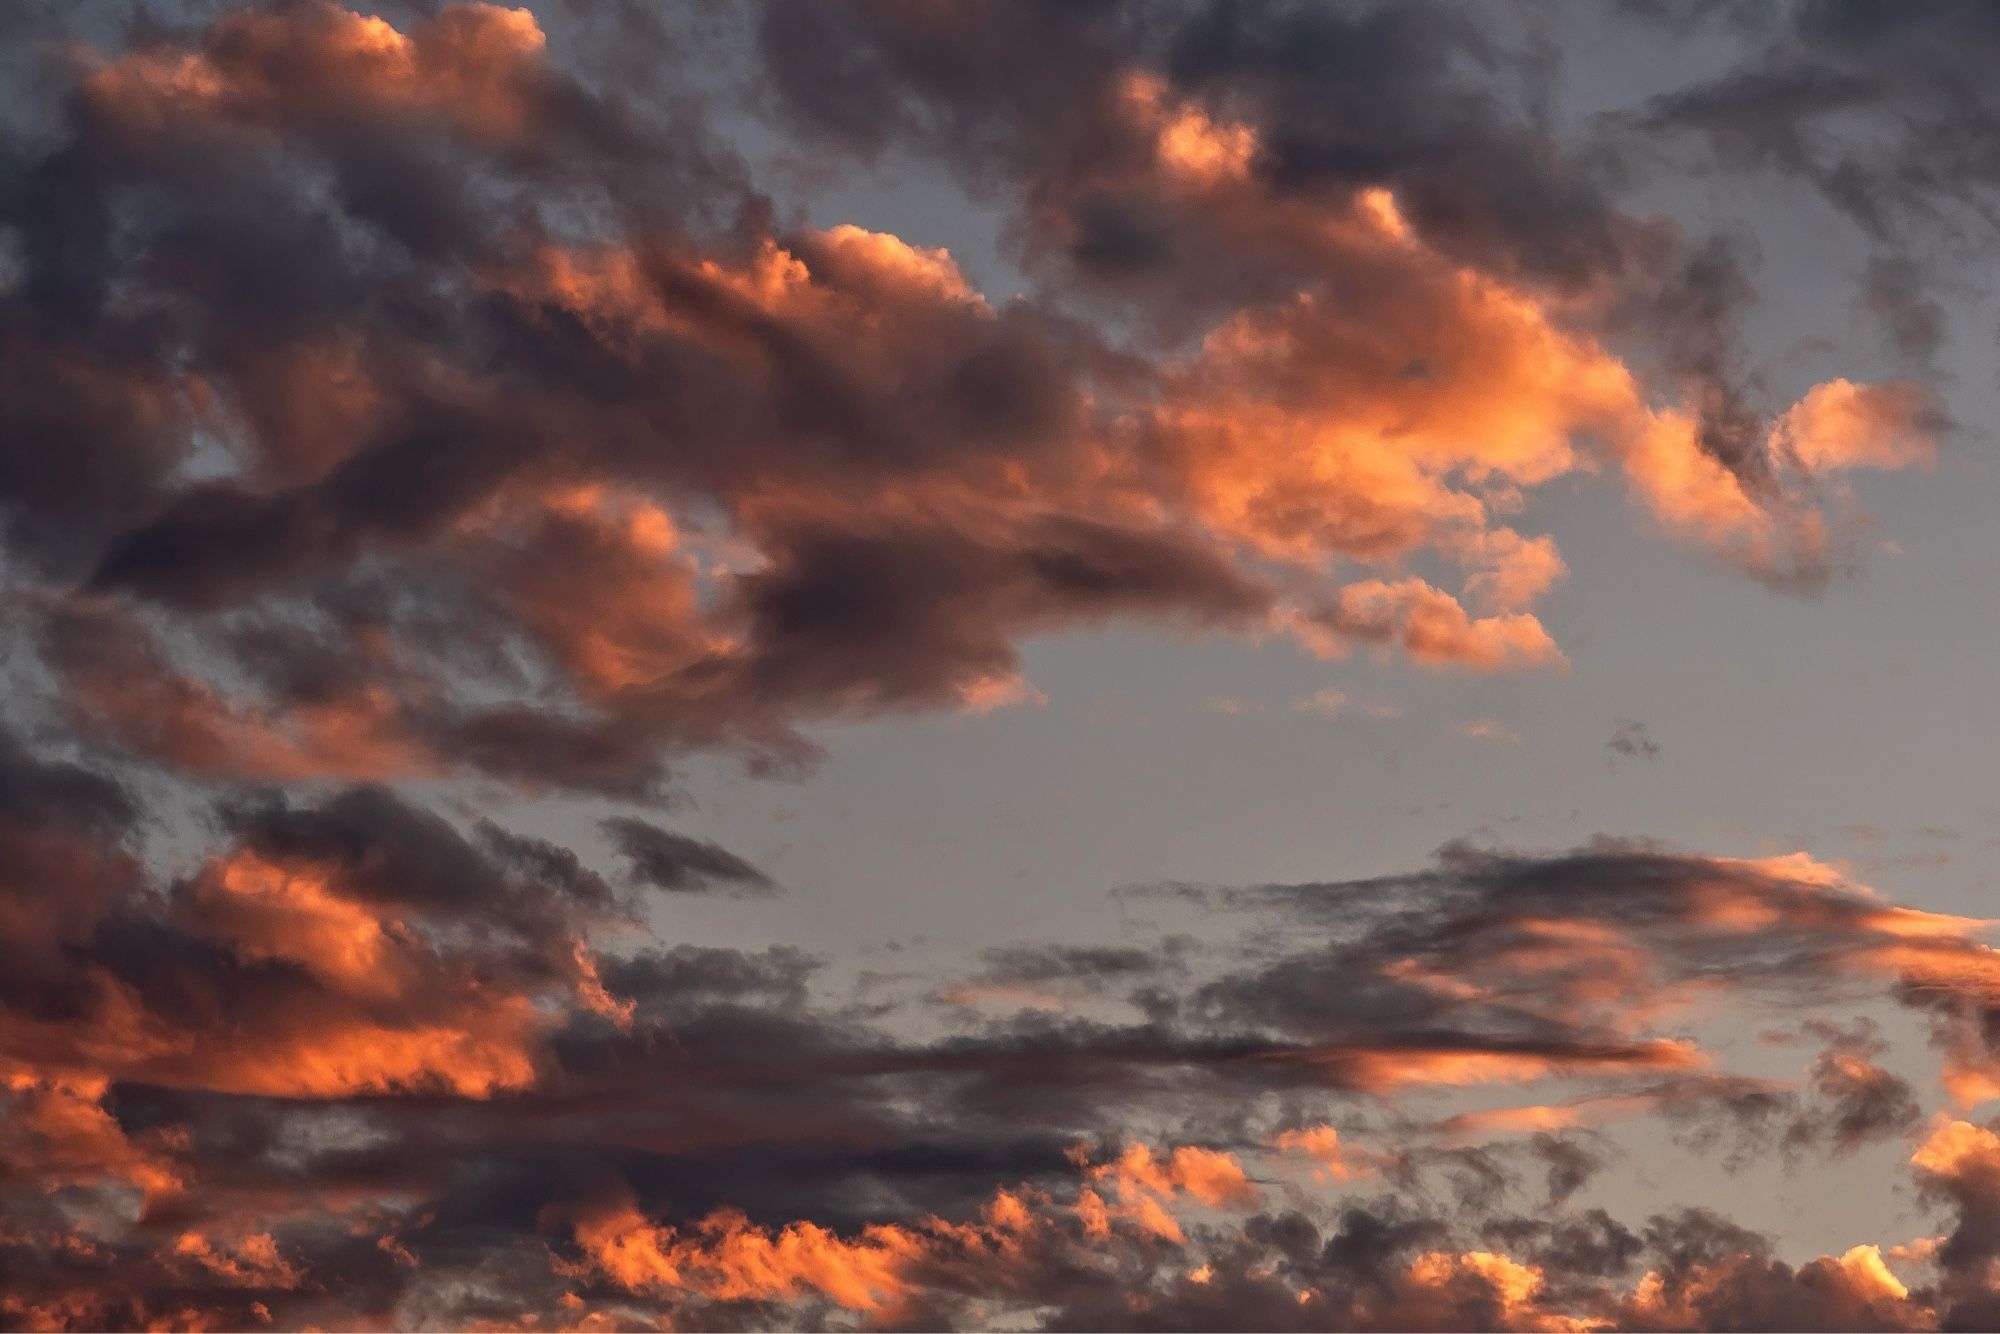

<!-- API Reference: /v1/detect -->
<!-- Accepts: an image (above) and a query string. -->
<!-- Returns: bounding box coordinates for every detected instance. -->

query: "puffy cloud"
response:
[79,2,552,139]
[0,3,1972,1329]
[1786,1022,1923,1154]
[1617,1232,1930,1332]
[5,722,1982,1328]
[3,809,1993,1327]
[170,1231,303,1292]
[0,0,1938,809]
[571,1195,930,1311]
[1777,379,1941,475]
[0,1074,184,1206]
[1306,579,1567,674]
[1911,1116,2000,1326]
[1273,1125,1371,1183]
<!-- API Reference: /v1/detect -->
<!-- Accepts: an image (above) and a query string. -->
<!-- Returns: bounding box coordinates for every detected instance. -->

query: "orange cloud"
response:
[0,823,590,1103]
[1404,1250,1575,1332]
[574,1139,1257,1314]
[1091,1142,1258,1209]
[83,2,550,141]
[1440,1104,1593,1138]
[1312,578,1568,672]
[1272,1124,1370,1181]
[1912,1118,2000,1179]
[1119,73,1259,188]
[218,1013,543,1100]
[574,1202,918,1311]
[455,482,718,696]
[485,205,1700,687]
[0,1074,184,1205]
[1289,1037,1704,1094]
[1622,1243,1928,1332]
[172,1232,303,1290]
[452,187,1935,707]
[1620,379,1940,584]
[186,852,394,991]
[51,608,430,783]
[1071,1142,1260,1244]
[572,1186,1042,1315]
[1437,1086,1730,1140]
[1776,379,1939,473]
[1458,529,1569,614]
[1366,847,2000,1103]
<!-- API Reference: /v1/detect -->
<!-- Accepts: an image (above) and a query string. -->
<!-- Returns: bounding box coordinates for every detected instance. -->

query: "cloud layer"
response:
[0,2,1975,1330]
[8,772,2000,1328]
[0,0,1942,797]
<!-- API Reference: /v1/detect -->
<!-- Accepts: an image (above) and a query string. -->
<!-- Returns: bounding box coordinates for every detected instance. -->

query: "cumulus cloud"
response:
[2,770,1995,1326]
[0,0,1939,807]
[0,2,1973,1329]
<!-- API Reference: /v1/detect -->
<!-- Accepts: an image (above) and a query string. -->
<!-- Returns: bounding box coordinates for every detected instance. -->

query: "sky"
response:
[6,1,2000,1329]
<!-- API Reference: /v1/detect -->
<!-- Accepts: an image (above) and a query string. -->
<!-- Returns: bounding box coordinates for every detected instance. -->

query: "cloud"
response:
[602,816,773,895]
[20,716,2000,1327]
[1607,719,1661,763]
[1294,688,1347,716]
[1630,3,2000,242]
[1785,1021,1923,1155]
[1624,1,2000,388]
[1273,1125,1373,1183]
[0,3,1972,1329]
[1307,581,1568,675]
[8,655,1998,1328]
[1458,719,1524,744]
[1907,1115,2000,1327]
[0,0,1938,810]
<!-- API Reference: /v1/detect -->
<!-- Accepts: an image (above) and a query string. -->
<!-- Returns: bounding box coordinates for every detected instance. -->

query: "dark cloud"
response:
[975,943,1177,989]
[602,815,773,894]
[0,0,1936,830]
[1529,1134,1606,1207]
[1630,1,2000,239]
[0,2,1973,1329]
[1,775,1985,1327]
[1607,718,1662,763]
[748,0,1934,571]
[222,784,618,917]
[1784,1020,1923,1155]
[1627,0,2000,377]
[1860,254,1950,372]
